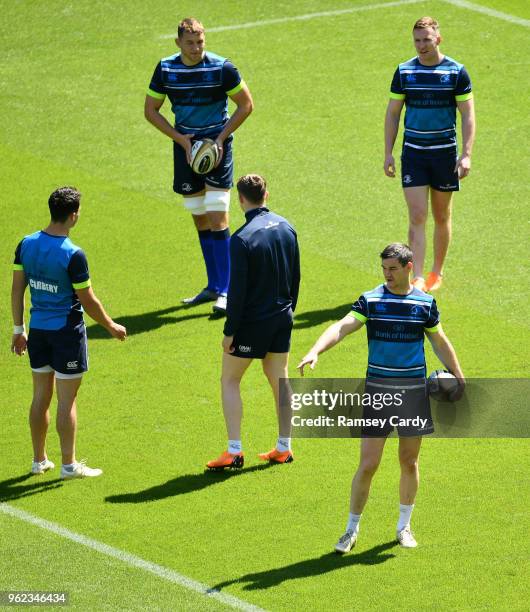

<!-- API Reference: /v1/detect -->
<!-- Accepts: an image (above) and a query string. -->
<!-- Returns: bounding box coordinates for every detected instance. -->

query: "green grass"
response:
[1,1,529,610]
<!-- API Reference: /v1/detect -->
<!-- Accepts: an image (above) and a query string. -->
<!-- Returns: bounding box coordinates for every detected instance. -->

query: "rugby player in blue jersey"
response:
[298,243,464,550]
[384,17,475,292]
[145,17,253,314]
[11,187,126,479]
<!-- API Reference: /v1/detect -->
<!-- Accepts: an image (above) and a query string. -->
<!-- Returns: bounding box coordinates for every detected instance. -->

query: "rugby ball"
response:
[427,369,459,401]
[190,139,220,175]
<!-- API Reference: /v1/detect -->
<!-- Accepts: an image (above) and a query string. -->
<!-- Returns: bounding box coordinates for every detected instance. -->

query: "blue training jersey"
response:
[390,55,472,152]
[13,231,91,331]
[147,51,243,138]
[350,284,440,378]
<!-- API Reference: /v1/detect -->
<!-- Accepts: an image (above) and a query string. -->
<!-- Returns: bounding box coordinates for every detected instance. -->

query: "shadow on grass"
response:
[86,304,217,338]
[210,542,397,592]
[105,463,275,504]
[293,303,352,330]
[0,473,63,502]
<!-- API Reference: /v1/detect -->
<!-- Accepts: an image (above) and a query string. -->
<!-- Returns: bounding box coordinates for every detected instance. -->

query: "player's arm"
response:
[11,270,28,356]
[76,287,126,341]
[426,326,465,399]
[216,84,253,146]
[144,95,194,164]
[384,98,404,178]
[455,97,475,179]
[297,314,364,376]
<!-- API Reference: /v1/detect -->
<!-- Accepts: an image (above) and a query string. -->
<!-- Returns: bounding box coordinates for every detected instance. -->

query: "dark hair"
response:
[236,174,267,205]
[177,17,204,38]
[380,243,413,266]
[48,187,81,223]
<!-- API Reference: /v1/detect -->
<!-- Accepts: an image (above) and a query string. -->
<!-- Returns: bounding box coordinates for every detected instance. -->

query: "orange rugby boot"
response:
[206,451,244,470]
[258,448,294,464]
[425,272,443,291]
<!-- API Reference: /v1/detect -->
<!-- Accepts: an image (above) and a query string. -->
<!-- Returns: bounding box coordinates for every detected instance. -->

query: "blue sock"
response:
[198,230,218,292]
[211,228,231,296]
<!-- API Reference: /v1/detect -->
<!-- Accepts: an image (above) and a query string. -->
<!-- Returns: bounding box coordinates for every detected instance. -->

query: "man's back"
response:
[15,230,89,330]
[225,208,300,334]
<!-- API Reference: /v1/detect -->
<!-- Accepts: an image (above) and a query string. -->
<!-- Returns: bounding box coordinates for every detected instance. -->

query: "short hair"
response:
[236,174,267,205]
[380,243,413,266]
[48,187,81,223]
[413,16,439,33]
[177,17,205,38]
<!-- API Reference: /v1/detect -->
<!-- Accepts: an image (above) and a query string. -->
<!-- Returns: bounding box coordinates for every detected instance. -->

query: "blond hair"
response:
[413,16,439,32]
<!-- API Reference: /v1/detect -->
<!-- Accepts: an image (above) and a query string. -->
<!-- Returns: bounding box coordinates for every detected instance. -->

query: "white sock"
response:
[276,437,291,452]
[346,512,362,534]
[228,440,242,454]
[62,463,75,470]
[397,503,414,532]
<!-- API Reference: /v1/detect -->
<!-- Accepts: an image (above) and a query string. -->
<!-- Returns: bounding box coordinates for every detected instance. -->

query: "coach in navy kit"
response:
[207,174,300,470]
[11,187,126,479]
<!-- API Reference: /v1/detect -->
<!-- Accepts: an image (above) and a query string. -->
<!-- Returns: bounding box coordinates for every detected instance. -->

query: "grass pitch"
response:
[1,1,529,610]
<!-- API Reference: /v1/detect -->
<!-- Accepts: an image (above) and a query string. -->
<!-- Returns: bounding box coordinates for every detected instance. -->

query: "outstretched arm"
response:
[297,314,364,376]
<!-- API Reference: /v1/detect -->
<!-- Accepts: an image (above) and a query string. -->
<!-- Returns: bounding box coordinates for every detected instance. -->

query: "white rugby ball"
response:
[427,370,459,401]
[190,139,220,175]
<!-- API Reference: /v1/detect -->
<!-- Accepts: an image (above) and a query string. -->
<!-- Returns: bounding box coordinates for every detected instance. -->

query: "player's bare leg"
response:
[220,353,253,440]
[259,352,294,463]
[262,352,291,438]
[55,377,83,465]
[30,372,54,463]
[350,437,387,513]
[336,437,387,553]
[396,436,422,547]
[398,436,422,503]
[429,188,453,286]
[404,185,429,286]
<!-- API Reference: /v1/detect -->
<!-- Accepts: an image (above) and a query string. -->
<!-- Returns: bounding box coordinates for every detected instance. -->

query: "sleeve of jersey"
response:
[291,234,301,312]
[223,237,248,336]
[455,67,473,102]
[147,62,167,100]
[425,298,441,333]
[13,241,24,271]
[222,61,244,96]
[349,295,368,323]
[389,67,405,100]
[68,250,92,290]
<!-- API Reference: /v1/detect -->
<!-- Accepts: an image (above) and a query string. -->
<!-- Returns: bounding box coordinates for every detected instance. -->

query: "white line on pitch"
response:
[159,0,423,37]
[442,0,530,28]
[0,503,266,612]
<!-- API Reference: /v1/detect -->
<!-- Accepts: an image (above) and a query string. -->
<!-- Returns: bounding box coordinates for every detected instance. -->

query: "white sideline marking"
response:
[159,0,423,37]
[442,0,530,27]
[0,503,266,612]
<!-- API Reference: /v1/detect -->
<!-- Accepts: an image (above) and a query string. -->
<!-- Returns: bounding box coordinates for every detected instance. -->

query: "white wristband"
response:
[14,324,26,335]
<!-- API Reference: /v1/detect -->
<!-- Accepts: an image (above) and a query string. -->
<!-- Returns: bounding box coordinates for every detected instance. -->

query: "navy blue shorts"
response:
[361,379,434,438]
[173,136,233,195]
[231,309,293,359]
[401,146,459,192]
[27,324,88,376]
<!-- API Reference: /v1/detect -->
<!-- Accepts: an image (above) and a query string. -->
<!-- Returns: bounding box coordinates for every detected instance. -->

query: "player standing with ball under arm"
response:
[298,243,465,551]
[384,17,475,292]
[145,17,253,314]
